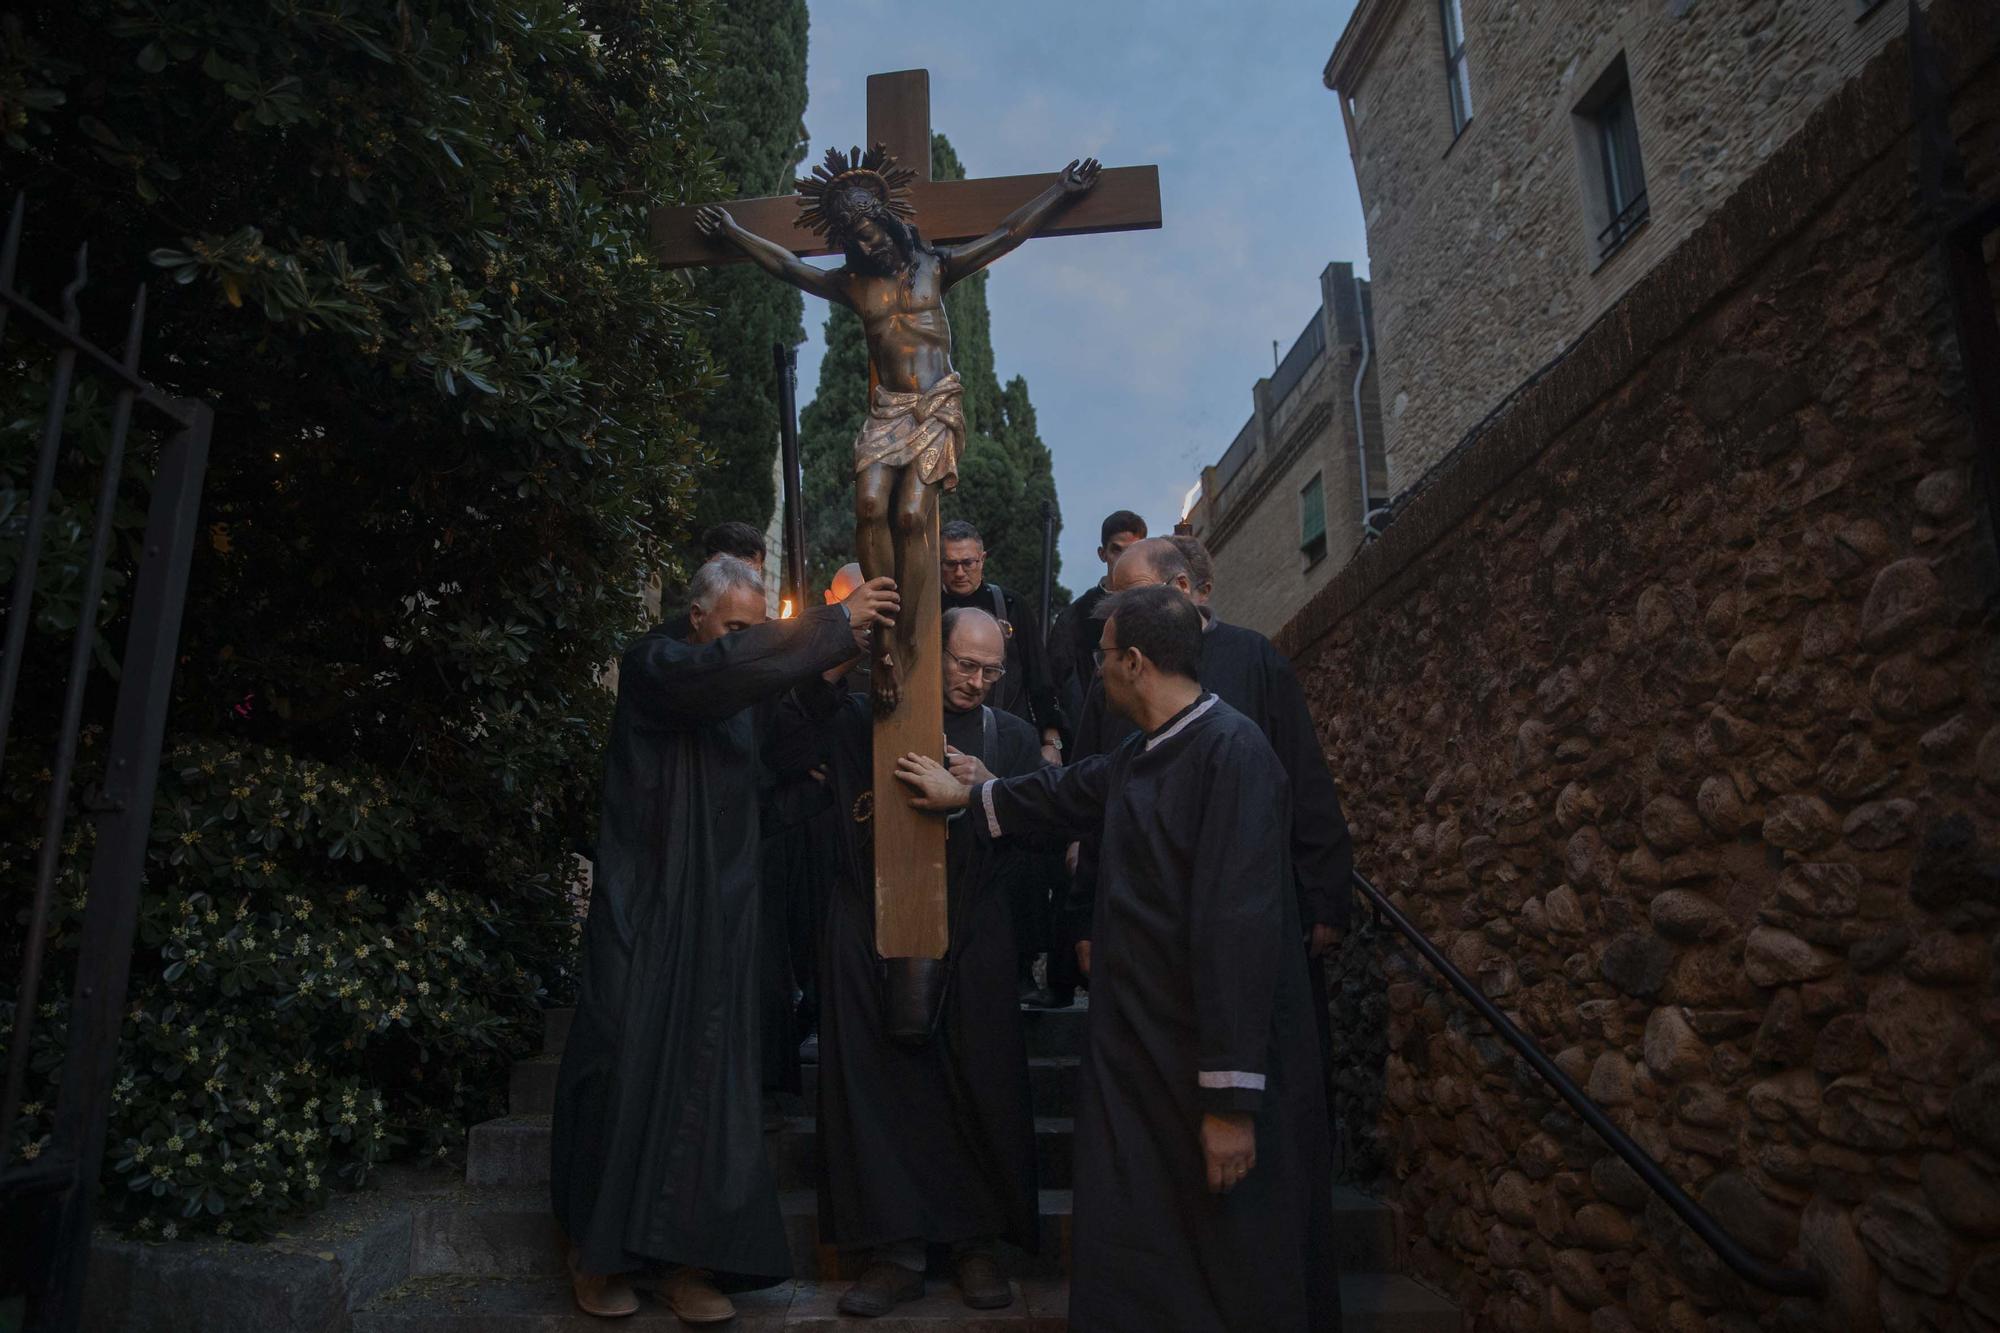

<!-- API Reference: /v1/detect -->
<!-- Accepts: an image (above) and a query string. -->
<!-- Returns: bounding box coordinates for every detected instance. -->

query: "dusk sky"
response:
[793,0,1370,592]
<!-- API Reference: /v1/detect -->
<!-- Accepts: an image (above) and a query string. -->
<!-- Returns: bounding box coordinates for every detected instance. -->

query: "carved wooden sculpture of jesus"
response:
[695,150,1100,713]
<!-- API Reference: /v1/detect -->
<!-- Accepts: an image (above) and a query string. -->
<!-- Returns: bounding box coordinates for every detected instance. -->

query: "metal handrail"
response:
[1349,871,1824,1297]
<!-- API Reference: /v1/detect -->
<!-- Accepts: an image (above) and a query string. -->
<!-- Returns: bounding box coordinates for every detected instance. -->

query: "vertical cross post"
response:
[863,71,950,966]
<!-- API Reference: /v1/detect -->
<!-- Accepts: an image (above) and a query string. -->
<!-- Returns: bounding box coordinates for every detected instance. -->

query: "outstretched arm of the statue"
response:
[940,158,1099,285]
[694,205,846,304]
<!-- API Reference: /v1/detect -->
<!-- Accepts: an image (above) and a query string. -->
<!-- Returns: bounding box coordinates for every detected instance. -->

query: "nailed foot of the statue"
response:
[872,643,903,715]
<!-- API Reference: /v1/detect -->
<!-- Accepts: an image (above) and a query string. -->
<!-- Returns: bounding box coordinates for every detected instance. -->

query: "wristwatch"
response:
[1044,733,1064,752]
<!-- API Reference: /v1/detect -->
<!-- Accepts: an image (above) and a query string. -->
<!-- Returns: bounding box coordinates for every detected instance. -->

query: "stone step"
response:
[542,1006,573,1057]
[468,1114,1078,1192]
[1018,1005,1085,1058]
[409,1186,1073,1283]
[353,1271,1457,1332]
[353,1274,1070,1332]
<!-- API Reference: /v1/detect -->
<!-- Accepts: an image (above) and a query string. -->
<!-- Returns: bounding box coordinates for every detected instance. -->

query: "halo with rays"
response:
[795,144,919,239]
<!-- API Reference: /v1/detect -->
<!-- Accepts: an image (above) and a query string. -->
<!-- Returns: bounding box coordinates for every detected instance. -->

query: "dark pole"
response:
[1037,499,1056,634]
[775,342,807,610]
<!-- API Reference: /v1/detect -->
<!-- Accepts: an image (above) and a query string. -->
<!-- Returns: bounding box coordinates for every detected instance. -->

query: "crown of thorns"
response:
[795,145,918,238]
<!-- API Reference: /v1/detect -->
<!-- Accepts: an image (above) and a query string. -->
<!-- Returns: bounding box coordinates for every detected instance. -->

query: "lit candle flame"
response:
[780,598,795,619]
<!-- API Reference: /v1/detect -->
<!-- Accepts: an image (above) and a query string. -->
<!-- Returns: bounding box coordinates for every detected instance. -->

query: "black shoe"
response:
[837,1261,925,1317]
[798,1033,819,1065]
[953,1250,1013,1310]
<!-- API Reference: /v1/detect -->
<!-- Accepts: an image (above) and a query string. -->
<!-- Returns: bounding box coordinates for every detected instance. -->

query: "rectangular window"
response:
[1593,75,1649,259]
[1439,0,1474,137]
[1300,472,1328,564]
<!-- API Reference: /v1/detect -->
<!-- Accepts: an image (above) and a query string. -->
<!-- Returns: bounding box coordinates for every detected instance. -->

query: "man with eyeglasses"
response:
[938,518,1077,1010]
[895,585,1338,1333]
[780,607,1046,1317]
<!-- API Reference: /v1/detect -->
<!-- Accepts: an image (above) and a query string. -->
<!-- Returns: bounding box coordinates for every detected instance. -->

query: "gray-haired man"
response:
[551,557,898,1323]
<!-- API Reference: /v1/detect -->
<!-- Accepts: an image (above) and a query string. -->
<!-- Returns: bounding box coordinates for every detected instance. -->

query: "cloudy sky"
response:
[792,0,1369,591]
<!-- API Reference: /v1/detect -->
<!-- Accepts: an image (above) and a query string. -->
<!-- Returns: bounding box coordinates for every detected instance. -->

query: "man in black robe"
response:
[938,518,1075,1008]
[550,557,898,1322]
[780,607,1043,1316]
[1048,509,1149,722]
[895,585,1338,1332]
[1067,540,1353,1088]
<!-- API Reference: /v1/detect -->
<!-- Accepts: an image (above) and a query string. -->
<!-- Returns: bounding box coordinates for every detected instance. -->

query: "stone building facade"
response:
[1184,262,1387,637]
[1325,0,1923,494]
[1283,2,2000,1328]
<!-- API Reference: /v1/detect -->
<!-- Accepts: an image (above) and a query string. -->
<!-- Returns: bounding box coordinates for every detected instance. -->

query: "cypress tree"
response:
[684,0,810,538]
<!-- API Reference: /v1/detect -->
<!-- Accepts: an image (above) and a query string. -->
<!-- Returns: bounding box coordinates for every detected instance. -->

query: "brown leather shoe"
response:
[567,1256,640,1319]
[837,1260,925,1317]
[953,1249,1013,1310]
[659,1267,736,1324]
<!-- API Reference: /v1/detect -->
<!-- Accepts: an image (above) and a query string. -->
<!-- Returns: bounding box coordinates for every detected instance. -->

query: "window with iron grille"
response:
[1592,74,1649,259]
[1439,0,1474,137]
[1300,472,1328,565]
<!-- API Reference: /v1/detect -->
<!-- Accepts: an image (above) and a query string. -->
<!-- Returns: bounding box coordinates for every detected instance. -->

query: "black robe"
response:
[549,606,856,1281]
[795,691,1044,1254]
[1069,619,1354,934]
[1047,580,1110,726]
[974,695,1337,1332]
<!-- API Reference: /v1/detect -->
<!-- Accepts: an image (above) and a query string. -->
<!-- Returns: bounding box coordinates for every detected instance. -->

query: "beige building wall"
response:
[1326,0,1916,493]
[1188,263,1386,639]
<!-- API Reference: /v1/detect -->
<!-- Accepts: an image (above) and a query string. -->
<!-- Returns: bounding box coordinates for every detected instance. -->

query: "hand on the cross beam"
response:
[1059,159,1101,194]
[693,204,733,237]
[895,753,972,813]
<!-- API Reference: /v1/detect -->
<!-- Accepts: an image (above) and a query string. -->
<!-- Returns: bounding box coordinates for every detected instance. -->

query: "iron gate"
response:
[0,193,213,1333]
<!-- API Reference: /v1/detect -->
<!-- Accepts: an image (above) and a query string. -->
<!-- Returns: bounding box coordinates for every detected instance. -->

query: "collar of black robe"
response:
[1142,691,1218,752]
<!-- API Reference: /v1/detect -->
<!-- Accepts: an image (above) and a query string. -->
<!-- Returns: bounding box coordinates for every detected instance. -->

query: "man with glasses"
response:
[895,585,1338,1333]
[938,519,1077,1010]
[781,607,1046,1317]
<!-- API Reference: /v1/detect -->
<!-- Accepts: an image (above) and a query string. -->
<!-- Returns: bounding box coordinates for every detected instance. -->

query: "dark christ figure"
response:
[695,146,1099,714]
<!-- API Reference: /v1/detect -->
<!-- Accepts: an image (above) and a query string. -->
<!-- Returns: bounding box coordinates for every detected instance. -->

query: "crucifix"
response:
[651,70,1160,1038]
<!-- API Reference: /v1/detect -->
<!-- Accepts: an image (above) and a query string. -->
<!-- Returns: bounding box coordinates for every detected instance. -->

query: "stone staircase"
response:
[349,1006,1461,1331]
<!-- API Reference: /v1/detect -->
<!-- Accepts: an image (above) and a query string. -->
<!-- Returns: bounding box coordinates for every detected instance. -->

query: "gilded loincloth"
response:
[853,372,965,490]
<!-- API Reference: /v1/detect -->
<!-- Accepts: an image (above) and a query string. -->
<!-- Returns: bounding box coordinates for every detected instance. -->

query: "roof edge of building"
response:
[1325,0,1406,93]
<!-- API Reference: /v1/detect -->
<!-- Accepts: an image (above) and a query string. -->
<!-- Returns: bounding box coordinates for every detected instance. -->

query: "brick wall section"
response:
[1336,0,1916,496]
[1287,3,2000,1328]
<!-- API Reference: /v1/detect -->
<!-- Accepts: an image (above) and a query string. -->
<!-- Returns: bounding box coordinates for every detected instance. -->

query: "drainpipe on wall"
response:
[1351,273,1379,539]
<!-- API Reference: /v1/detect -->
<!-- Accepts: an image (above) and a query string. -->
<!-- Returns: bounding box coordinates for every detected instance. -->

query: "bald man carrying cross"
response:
[654,70,1159,1028]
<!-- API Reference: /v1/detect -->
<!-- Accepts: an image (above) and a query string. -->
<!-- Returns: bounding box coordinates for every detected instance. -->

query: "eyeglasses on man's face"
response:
[946,652,1006,683]
[941,557,984,572]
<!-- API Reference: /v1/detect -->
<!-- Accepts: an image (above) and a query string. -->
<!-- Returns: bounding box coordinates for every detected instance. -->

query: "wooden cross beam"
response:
[650,71,1163,269]
[651,70,1161,970]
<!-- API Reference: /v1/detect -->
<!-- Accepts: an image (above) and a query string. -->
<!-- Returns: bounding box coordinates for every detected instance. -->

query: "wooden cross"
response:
[651,70,1161,969]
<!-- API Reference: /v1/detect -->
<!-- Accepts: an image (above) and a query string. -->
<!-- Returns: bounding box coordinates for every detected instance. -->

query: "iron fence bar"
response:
[24,402,212,1333]
[1348,872,1824,1296]
[0,245,87,789]
[0,195,22,344]
[0,288,147,1150]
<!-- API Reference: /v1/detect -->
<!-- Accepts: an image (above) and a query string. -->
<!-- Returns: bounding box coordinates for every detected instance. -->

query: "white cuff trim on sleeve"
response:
[1197,1070,1267,1091]
[980,781,1003,839]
